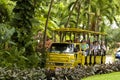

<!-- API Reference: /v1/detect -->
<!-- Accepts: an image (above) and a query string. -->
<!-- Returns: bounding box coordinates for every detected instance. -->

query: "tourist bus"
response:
[45,28,107,69]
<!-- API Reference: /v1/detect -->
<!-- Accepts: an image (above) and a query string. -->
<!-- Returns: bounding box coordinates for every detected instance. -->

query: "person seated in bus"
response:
[89,41,94,55]
[81,40,89,56]
[101,41,107,55]
[45,37,53,49]
[93,41,101,55]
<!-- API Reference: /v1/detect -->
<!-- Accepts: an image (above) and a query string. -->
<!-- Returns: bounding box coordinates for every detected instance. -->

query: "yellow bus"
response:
[45,28,107,69]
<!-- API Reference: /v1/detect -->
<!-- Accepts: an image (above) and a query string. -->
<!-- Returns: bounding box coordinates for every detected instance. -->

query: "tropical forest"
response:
[0,0,120,80]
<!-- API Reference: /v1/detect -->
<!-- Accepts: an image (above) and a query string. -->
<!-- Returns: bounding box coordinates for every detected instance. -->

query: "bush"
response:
[0,61,120,80]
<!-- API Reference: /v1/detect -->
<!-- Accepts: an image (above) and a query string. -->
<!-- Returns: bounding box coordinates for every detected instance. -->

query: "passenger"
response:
[81,40,89,56]
[89,41,94,55]
[93,41,101,55]
[45,38,52,49]
[101,41,107,55]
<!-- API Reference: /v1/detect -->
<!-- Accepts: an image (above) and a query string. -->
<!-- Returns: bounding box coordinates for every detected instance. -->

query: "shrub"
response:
[0,61,120,80]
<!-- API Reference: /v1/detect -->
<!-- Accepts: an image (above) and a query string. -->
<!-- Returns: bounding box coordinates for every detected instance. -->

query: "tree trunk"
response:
[43,0,54,53]
[41,0,54,67]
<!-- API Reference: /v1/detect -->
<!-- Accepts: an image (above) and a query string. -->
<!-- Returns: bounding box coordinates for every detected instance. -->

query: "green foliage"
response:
[0,24,42,68]
[12,0,34,29]
[11,0,35,56]
[33,0,120,35]
[0,0,120,69]
[0,0,15,23]
[0,0,44,68]
[0,67,46,80]
[0,46,42,68]
[82,72,120,80]
[0,23,15,49]
[0,0,10,23]
[0,61,120,79]
[106,27,120,48]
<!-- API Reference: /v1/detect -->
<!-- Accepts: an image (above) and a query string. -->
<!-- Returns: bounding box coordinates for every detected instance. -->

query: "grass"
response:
[82,72,120,80]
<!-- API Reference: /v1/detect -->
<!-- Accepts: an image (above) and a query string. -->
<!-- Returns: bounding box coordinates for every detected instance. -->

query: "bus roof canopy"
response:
[53,28,107,35]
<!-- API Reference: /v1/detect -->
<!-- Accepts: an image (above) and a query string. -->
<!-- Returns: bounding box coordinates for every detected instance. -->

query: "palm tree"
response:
[39,0,54,67]
[65,0,79,28]
[88,0,119,32]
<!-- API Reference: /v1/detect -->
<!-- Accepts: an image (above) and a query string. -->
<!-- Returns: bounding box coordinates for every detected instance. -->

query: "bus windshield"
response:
[49,43,74,53]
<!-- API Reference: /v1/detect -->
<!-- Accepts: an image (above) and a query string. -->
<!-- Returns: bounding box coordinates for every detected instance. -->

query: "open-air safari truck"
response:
[45,28,107,70]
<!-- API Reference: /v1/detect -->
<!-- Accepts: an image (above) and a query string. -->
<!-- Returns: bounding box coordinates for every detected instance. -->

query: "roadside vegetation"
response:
[0,0,120,79]
[0,61,120,80]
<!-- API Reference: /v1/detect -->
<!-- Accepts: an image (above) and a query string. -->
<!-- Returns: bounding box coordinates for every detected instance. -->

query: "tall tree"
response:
[11,0,35,55]
[39,0,54,67]
[88,0,119,32]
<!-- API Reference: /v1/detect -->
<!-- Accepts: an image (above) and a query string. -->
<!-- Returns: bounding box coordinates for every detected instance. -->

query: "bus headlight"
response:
[47,62,54,65]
